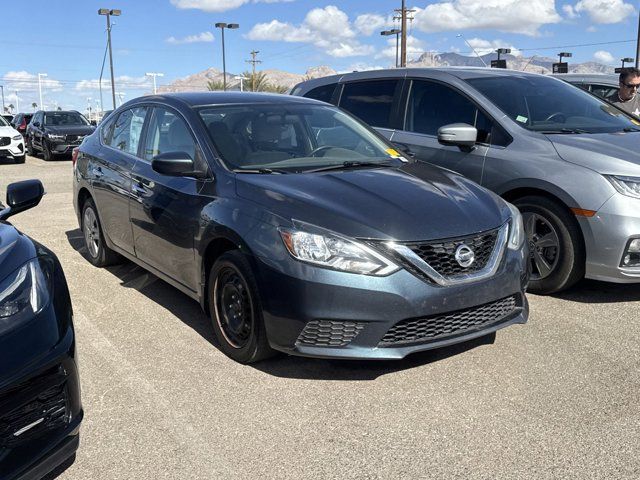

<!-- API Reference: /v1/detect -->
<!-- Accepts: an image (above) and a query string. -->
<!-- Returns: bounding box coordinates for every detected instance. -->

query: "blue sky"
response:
[1,0,638,113]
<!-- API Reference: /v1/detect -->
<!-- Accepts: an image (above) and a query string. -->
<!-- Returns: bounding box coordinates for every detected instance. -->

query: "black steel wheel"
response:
[209,251,275,363]
[514,196,585,295]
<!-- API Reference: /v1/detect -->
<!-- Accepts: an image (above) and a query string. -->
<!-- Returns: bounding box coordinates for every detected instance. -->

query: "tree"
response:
[207,80,225,91]
[242,71,288,94]
[32,102,38,111]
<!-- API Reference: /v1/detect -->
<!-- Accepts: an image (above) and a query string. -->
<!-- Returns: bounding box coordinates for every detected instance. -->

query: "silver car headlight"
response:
[506,202,525,250]
[0,259,51,334]
[606,175,640,199]
[279,224,399,276]
[12,135,22,141]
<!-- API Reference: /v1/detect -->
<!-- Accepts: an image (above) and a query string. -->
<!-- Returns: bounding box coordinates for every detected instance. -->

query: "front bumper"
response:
[255,245,529,360]
[48,141,82,155]
[0,310,82,479]
[0,138,25,160]
[582,193,640,283]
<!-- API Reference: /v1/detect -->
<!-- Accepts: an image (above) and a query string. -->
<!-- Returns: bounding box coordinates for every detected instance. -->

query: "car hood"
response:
[0,222,36,280]
[236,163,507,242]
[45,125,95,136]
[0,126,20,138]
[548,131,640,176]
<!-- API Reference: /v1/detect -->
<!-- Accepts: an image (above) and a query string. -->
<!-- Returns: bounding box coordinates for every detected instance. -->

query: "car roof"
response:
[129,92,326,108]
[551,73,618,84]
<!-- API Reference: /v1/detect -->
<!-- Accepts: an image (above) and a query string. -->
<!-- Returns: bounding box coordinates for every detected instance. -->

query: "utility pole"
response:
[145,72,164,94]
[637,11,640,68]
[99,9,121,110]
[245,50,262,91]
[394,0,415,67]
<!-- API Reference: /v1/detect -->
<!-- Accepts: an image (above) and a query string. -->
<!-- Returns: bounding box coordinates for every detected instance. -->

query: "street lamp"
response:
[622,57,634,69]
[38,73,48,110]
[214,22,239,91]
[558,52,572,63]
[145,72,165,95]
[15,91,19,113]
[98,8,121,109]
[0,85,5,113]
[381,29,402,68]
[234,75,248,92]
[456,33,488,67]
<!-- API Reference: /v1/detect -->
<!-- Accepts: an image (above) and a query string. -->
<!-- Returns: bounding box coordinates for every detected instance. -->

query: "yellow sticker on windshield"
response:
[386,148,401,158]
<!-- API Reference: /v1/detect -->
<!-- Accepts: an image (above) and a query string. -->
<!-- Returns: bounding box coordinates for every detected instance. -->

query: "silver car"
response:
[292,68,640,294]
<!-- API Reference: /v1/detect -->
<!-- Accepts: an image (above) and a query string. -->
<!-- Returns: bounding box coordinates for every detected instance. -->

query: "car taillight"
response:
[20,119,26,130]
[72,147,80,168]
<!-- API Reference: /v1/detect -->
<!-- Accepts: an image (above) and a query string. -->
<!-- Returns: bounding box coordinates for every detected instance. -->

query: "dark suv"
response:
[26,110,94,160]
[73,92,528,363]
[11,113,34,138]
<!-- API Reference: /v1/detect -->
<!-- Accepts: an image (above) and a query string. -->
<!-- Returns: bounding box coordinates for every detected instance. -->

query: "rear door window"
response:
[108,107,147,156]
[303,83,337,104]
[339,79,399,128]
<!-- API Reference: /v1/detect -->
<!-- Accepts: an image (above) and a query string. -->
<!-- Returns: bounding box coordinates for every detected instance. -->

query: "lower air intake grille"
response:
[297,320,365,347]
[379,295,518,347]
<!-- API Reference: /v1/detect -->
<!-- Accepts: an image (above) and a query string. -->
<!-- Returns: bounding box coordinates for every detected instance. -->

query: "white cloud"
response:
[412,0,562,36]
[573,0,635,23]
[75,76,150,92]
[247,6,375,58]
[167,31,214,44]
[562,4,578,18]
[170,0,292,13]
[586,25,598,31]
[594,50,615,64]
[354,13,389,36]
[343,63,387,73]
[1,71,63,92]
[466,38,522,56]
[376,35,426,63]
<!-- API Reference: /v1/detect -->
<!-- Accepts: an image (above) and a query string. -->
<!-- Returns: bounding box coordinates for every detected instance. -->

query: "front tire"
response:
[81,198,121,267]
[514,196,585,295]
[26,138,35,156]
[208,251,275,364]
[43,140,53,161]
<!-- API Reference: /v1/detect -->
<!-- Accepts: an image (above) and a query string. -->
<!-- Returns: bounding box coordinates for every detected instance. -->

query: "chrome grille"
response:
[0,137,10,147]
[379,295,518,347]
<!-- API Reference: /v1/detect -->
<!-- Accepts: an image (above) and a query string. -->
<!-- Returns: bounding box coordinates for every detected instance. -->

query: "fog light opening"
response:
[621,239,640,267]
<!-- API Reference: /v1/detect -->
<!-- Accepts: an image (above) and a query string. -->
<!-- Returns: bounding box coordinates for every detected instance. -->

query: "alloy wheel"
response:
[83,207,101,259]
[523,212,561,280]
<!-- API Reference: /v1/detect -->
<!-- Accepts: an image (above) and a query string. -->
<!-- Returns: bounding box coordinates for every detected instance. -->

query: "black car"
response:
[26,111,95,161]
[73,92,528,363]
[11,113,34,138]
[0,180,82,479]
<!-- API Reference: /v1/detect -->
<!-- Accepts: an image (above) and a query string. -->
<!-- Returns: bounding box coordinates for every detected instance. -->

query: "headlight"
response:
[506,202,525,250]
[0,259,51,334]
[279,223,399,276]
[606,175,640,199]
[12,135,22,141]
[47,133,65,140]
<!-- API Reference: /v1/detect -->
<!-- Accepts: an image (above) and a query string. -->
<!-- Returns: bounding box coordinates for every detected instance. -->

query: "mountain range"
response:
[158,52,616,93]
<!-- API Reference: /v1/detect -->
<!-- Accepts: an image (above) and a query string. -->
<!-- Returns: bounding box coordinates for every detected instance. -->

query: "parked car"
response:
[11,113,34,138]
[73,92,529,363]
[26,110,95,161]
[2,114,14,124]
[0,114,26,164]
[0,180,82,479]
[553,73,619,100]
[292,68,640,294]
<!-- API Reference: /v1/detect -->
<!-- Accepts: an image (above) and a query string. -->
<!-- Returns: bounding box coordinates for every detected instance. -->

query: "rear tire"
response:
[208,251,276,364]
[513,196,585,295]
[81,198,121,267]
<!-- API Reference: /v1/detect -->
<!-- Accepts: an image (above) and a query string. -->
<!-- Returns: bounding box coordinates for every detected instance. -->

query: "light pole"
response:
[234,76,248,92]
[214,22,239,91]
[456,34,488,67]
[381,29,402,68]
[145,72,164,95]
[0,85,5,113]
[38,73,48,110]
[15,91,19,113]
[98,8,121,109]
[621,57,634,69]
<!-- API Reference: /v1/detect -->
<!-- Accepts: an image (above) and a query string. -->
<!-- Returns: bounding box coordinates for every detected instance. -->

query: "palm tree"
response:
[8,104,14,113]
[32,102,38,111]
[207,80,225,91]
[242,71,288,93]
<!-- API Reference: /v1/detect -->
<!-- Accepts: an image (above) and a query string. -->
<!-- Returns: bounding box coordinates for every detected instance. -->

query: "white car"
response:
[0,114,26,164]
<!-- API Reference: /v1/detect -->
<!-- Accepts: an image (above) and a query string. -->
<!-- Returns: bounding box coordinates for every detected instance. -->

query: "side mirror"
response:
[437,123,478,152]
[0,180,45,221]
[152,151,199,177]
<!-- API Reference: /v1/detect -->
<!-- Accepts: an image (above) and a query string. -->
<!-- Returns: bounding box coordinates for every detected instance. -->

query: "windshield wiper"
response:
[233,168,290,174]
[622,127,640,132]
[305,161,396,174]
[540,128,589,134]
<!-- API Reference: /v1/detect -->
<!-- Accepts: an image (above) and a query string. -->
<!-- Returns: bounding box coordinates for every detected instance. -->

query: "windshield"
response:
[0,116,9,127]
[198,104,402,172]
[44,111,89,127]
[466,75,639,134]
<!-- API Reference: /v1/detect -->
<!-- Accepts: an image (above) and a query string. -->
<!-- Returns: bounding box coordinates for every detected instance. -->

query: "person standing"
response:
[607,68,640,116]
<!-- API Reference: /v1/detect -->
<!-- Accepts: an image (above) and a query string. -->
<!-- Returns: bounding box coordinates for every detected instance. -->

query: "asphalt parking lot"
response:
[1,155,640,479]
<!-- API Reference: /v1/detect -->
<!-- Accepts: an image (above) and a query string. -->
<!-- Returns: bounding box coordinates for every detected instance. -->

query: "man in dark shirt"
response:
[606,68,640,116]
